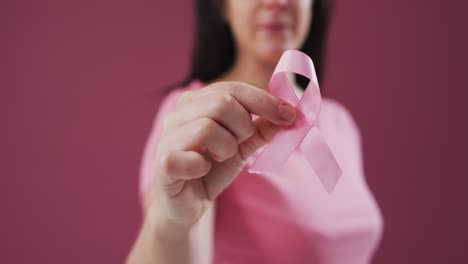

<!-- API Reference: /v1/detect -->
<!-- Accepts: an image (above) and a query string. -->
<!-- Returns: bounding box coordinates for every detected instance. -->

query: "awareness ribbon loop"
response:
[247,50,342,193]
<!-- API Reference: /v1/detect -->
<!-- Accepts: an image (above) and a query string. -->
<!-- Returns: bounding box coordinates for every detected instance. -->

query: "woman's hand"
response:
[150,82,297,233]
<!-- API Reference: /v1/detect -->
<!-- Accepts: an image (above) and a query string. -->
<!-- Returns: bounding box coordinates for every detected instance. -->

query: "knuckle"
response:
[225,82,241,95]
[157,152,175,174]
[211,94,233,115]
[194,117,214,137]
[221,93,235,106]
[176,90,193,106]
[236,118,256,143]
[216,136,238,162]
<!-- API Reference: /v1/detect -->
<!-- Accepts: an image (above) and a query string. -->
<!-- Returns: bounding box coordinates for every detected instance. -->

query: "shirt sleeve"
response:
[138,88,184,207]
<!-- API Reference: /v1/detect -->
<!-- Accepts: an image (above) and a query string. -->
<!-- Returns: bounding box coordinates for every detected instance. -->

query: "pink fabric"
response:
[248,50,342,193]
[139,80,383,264]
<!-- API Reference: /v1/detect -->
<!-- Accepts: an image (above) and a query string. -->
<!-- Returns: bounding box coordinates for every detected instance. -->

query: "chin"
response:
[256,41,297,65]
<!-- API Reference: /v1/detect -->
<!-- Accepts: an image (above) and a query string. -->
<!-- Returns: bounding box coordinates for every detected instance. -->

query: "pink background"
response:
[3,0,468,263]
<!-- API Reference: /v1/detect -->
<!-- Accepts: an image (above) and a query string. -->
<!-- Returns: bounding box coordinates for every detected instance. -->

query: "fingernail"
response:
[278,102,296,123]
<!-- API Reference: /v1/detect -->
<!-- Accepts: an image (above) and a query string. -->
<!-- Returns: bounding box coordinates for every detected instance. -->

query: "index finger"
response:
[204,82,296,126]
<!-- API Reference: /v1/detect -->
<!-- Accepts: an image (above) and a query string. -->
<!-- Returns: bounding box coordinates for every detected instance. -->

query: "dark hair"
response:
[182,0,334,91]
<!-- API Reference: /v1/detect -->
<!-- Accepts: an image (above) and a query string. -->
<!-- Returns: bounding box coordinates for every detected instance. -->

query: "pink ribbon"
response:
[247,50,342,193]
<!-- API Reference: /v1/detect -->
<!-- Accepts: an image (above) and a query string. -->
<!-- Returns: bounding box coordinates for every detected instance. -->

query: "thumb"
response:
[239,117,283,160]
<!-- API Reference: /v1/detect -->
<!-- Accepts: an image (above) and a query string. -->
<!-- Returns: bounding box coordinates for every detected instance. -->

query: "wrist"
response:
[145,201,192,244]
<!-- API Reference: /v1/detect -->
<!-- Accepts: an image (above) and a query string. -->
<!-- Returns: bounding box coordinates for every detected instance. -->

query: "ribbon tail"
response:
[247,129,300,176]
[299,126,342,193]
[248,109,311,175]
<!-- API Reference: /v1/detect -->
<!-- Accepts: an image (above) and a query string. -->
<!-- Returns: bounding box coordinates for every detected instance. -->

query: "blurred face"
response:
[224,0,313,65]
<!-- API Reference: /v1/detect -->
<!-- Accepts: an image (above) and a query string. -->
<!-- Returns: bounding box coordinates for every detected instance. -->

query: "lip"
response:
[259,22,289,33]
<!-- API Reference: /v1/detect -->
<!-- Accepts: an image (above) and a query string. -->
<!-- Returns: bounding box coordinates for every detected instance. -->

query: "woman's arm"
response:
[126,189,214,264]
[127,82,296,263]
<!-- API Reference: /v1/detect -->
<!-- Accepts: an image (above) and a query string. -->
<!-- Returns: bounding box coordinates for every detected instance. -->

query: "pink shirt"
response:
[139,80,383,264]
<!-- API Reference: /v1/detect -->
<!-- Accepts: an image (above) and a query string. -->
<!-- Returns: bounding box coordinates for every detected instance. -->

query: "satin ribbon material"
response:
[247,50,342,193]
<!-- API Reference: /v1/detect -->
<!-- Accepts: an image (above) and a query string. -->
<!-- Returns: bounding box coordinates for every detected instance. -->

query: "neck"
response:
[217,51,276,91]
